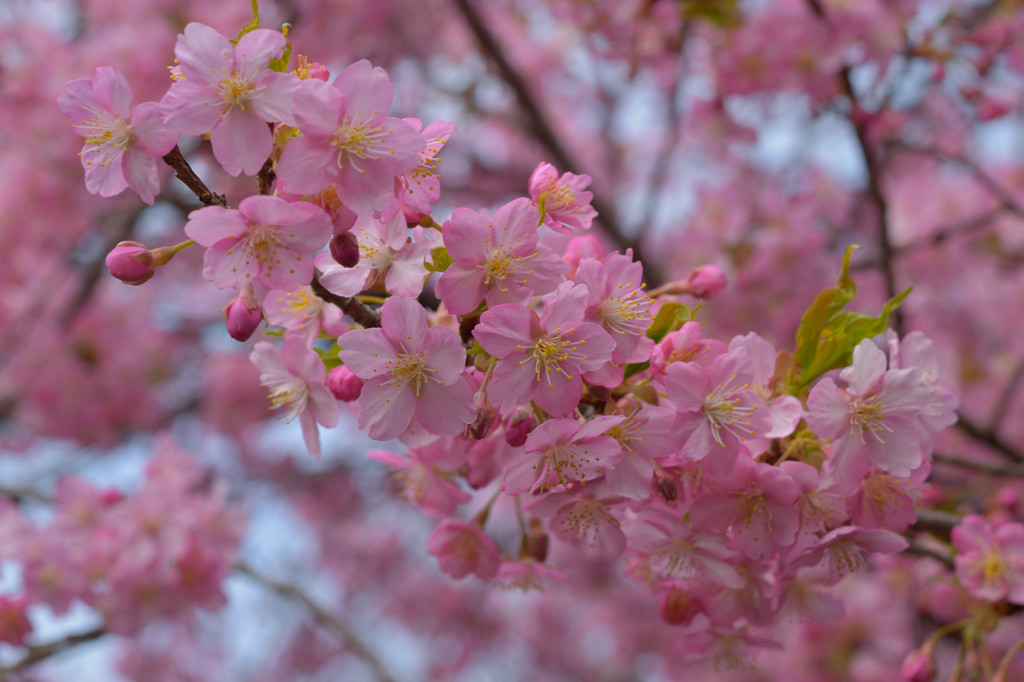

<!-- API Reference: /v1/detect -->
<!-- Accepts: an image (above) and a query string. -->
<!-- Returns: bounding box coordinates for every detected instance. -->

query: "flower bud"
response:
[327,366,363,401]
[403,204,424,227]
[105,241,154,285]
[330,231,360,268]
[685,264,727,298]
[222,284,263,342]
[900,643,935,682]
[504,409,534,448]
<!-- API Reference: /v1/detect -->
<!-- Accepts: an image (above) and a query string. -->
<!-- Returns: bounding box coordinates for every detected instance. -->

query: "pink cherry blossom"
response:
[473,281,616,417]
[435,198,566,316]
[337,296,475,440]
[807,339,934,480]
[276,61,424,215]
[396,118,456,215]
[528,162,598,233]
[263,286,347,346]
[952,515,1024,604]
[59,66,178,203]
[250,337,339,459]
[185,195,332,291]
[503,416,624,495]
[426,519,500,581]
[573,250,654,365]
[160,23,298,176]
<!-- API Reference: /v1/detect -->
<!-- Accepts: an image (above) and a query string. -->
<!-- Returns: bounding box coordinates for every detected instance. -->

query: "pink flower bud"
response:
[504,409,534,448]
[105,241,155,285]
[222,284,263,342]
[402,203,424,227]
[900,644,935,682]
[329,231,360,268]
[685,265,727,298]
[327,366,363,401]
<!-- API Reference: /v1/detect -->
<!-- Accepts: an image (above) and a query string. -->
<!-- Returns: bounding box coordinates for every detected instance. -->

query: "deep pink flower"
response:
[250,337,339,459]
[160,23,298,176]
[952,514,1024,604]
[396,118,456,214]
[276,61,424,215]
[435,198,566,316]
[426,519,500,581]
[473,281,616,417]
[59,67,178,204]
[185,195,332,291]
[337,297,475,440]
[528,162,598,233]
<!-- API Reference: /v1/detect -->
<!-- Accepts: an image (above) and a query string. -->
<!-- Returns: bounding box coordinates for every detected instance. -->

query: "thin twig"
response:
[0,627,105,679]
[893,207,1003,257]
[311,272,381,328]
[235,562,398,682]
[904,538,955,571]
[933,452,1024,477]
[841,67,903,334]
[955,413,1024,462]
[913,508,962,537]
[450,0,658,280]
[992,356,1024,431]
[162,146,227,208]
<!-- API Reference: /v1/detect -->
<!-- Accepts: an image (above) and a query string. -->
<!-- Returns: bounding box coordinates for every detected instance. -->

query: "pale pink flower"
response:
[503,416,624,495]
[649,321,726,376]
[528,162,598,233]
[435,198,566,316]
[250,338,339,459]
[160,23,298,176]
[473,281,616,417]
[665,346,772,471]
[263,286,346,346]
[368,448,471,518]
[426,519,500,581]
[276,61,424,215]
[395,118,455,215]
[59,67,178,203]
[807,339,934,480]
[787,526,908,584]
[727,332,803,439]
[952,514,1024,604]
[337,296,475,440]
[527,480,628,558]
[315,211,430,299]
[185,195,332,291]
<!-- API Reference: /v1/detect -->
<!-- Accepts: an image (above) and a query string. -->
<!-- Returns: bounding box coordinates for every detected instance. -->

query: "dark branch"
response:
[0,627,105,678]
[311,272,381,328]
[955,413,1024,461]
[162,146,228,208]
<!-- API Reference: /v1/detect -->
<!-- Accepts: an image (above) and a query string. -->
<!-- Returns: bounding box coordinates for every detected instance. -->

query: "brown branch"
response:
[235,562,398,682]
[450,0,658,281]
[0,627,105,679]
[933,452,1024,477]
[841,67,903,334]
[913,508,962,538]
[904,538,955,571]
[992,356,1024,431]
[311,272,381,328]
[162,146,227,208]
[893,207,1003,257]
[257,157,276,196]
[955,413,1024,462]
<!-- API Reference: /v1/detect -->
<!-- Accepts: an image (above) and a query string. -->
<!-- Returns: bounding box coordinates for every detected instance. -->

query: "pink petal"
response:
[416,379,475,436]
[184,206,248,247]
[211,110,272,176]
[122,146,159,204]
[358,381,415,441]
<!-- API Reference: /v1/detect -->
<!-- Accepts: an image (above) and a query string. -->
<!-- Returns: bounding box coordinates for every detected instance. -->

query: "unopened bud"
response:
[900,643,935,682]
[504,409,534,448]
[105,241,154,285]
[685,264,727,298]
[330,231,360,267]
[660,589,701,626]
[223,284,263,342]
[327,366,363,401]
[403,204,424,227]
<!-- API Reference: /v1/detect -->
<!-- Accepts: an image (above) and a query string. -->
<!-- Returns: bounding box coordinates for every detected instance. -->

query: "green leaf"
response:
[623,361,650,381]
[793,244,858,371]
[646,302,695,343]
[425,245,453,273]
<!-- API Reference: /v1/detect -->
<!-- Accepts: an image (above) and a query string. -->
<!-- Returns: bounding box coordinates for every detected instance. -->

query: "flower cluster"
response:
[61,17,972,668]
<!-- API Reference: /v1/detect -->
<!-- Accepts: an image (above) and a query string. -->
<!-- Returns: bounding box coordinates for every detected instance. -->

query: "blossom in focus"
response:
[160,23,297,176]
[528,162,598,233]
[184,195,332,291]
[337,296,475,441]
[503,416,624,495]
[250,337,339,459]
[59,66,178,204]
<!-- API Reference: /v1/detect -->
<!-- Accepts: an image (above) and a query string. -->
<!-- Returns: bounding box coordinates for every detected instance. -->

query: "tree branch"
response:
[450,0,657,280]
[162,146,228,208]
[955,413,1024,461]
[311,272,381,328]
[933,452,1024,477]
[235,562,398,682]
[0,627,105,679]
